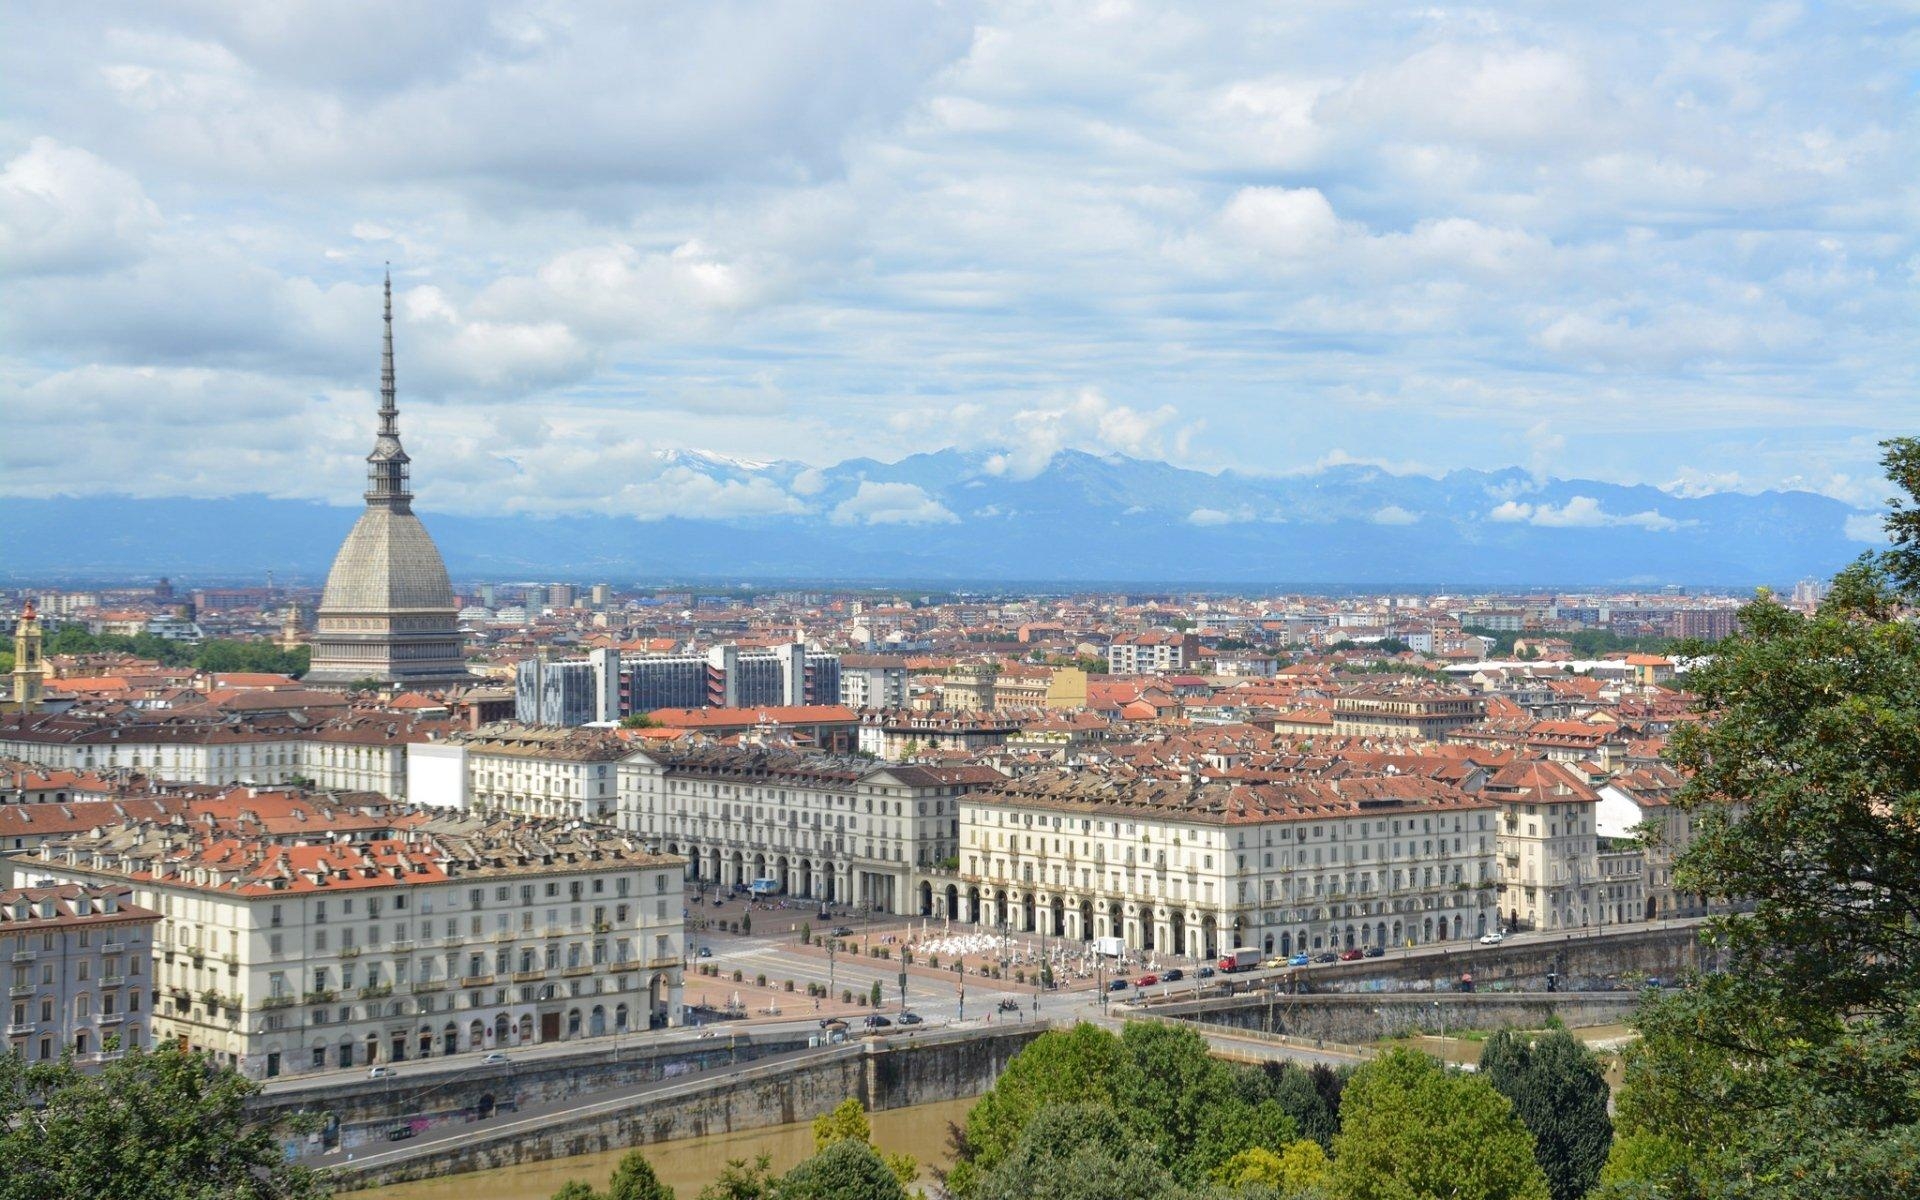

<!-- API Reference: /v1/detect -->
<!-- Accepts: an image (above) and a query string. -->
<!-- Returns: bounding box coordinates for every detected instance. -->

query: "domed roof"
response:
[318,507,456,614]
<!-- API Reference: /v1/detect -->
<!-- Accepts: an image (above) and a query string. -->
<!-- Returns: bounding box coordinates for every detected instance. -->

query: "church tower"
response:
[305,272,472,688]
[11,601,45,712]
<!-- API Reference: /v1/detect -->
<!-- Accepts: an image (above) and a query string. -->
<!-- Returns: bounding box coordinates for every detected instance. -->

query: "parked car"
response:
[367,1065,395,1080]
[1479,930,1504,945]
[1196,966,1215,979]
[385,1125,415,1141]
[831,926,854,938]
[1339,948,1364,961]
[864,1014,893,1028]
[1107,978,1129,992]
[820,1017,849,1031]
[1162,968,1185,982]
[1135,973,1158,987]
[1288,952,1311,967]
[479,1052,509,1065]
[898,1012,923,1026]
[697,946,712,958]
[1363,946,1385,958]
[1314,952,1338,964]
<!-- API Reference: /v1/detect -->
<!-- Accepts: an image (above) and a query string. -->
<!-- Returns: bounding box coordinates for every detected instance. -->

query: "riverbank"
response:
[347,1096,972,1200]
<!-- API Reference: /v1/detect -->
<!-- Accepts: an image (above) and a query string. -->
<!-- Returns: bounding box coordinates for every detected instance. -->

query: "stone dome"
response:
[318,507,456,614]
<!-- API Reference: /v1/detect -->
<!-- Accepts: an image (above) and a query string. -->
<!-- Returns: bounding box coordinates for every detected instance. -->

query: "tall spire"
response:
[365,265,413,511]
[379,266,399,437]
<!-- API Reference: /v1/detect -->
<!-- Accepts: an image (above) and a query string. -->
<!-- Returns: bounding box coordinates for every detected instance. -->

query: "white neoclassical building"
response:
[12,812,683,1080]
[957,771,1500,961]
[619,745,1002,914]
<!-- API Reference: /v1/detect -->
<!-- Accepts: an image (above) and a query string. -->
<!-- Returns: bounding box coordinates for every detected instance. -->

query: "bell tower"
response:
[12,601,45,713]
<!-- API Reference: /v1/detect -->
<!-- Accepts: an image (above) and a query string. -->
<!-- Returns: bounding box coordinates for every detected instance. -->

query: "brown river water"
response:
[346,1097,974,1200]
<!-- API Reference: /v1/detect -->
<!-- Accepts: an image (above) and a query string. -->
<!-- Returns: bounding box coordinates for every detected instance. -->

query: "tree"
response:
[774,1139,907,1200]
[552,1183,601,1200]
[696,1156,777,1200]
[620,713,659,729]
[946,1021,1297,1197]
[605,1150,675,1200]
[1478,1030,1611,1200]
[1604,438,1920,1198]
[1329,1047,1549,1200]
[868,979,883,1008]
[971,1104,1183,1200]
[811,1098,916,1184]
[1211,1140,1333,1194]
[0,1043,325,1200]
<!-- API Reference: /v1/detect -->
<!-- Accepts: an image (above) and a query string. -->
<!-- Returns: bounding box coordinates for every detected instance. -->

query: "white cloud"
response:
[0,138,160,276]
[1491,495,1682,532]
[1188,506,1253,527]
[830,481,957,526]
[984,389,1182,480]
[1371,505,1420,525]
[1844,512,1888,544]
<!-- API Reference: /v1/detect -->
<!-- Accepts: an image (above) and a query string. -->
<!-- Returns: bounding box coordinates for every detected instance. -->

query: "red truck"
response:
[1218,947,1261,973]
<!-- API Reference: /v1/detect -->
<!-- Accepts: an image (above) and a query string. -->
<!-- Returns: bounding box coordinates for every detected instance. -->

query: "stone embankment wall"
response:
[329,1024,1045,1191]
[254,1031,812,1143]
[1156,991,1642,1044]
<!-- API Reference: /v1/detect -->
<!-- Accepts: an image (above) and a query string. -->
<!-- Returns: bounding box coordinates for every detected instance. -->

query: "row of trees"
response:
[36,625,310,677]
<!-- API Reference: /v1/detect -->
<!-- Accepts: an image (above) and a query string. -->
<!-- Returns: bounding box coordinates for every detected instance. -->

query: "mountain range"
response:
[1,449,1874,586]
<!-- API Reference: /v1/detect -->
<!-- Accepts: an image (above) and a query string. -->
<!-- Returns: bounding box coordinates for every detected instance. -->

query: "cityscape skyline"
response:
[3,2,1913,538]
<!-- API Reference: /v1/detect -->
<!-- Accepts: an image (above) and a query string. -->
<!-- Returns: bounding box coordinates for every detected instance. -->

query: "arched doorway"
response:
[363,1033,379,1064]
[442,1022,458,1055]
[944,884,959,919]
[1278,932,1290,957]
[590,1005,607,1036]
[567,1008,582,1037]
[417,1027,433,1058]
[919,881,933,916]
[517,1014,533,1043]
[615,1003,629,1032]
[338,1036,355,1067]
[467,1019,485,1050]
[493,1012,510,1044]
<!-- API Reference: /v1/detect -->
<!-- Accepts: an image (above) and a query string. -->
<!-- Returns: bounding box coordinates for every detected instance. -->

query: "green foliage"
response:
[1211,1140,1332,1194]
[40,625,310,677]
[1592,1132,1710,1200]
[552,1183,601,1200]
[811,1098,916,1184]
[947,1021,1301,1198]
[1329,1047,1549,1200]
[774,1138,908,1200]
[1250,1061,1346,1149]
[1478,1030,1612,1200]
[605,1150,675,1200]
[1461,625,1672,658]
[868,979,882,1007]
[0,1043,326,1200]
[1607,439,1920,1198]
[972,1104,1184,1200]
[695,1155,778,1200]
[620,713,660,728]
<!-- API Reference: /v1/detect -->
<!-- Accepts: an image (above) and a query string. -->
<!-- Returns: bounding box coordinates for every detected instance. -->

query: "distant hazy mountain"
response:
[1,449,1871,586]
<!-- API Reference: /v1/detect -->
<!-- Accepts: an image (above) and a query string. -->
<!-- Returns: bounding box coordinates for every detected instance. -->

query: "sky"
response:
[2,1,1915,521]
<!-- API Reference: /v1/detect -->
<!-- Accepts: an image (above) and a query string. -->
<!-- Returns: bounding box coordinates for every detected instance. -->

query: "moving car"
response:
[1107,978,1129,992]
[1314,952,1338,963]
[1196,966,1215,979]
[385,1125,416,1141]
[697,946,712,958]
[1339,948,1364,962]
[864,1014,893,1028]
[1288,952,1311,967]
[479,1052,509,1065]
[1162,968,1185,982]
[1135,973,1158,987]
[367,1065,395,1080]
[1363,946,1385,958]
[831,926,854,938]
[820,1017,849,1031]
[1263,957,1287,969]
[898,1012,923,1025]
[1479,931,1505,945]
